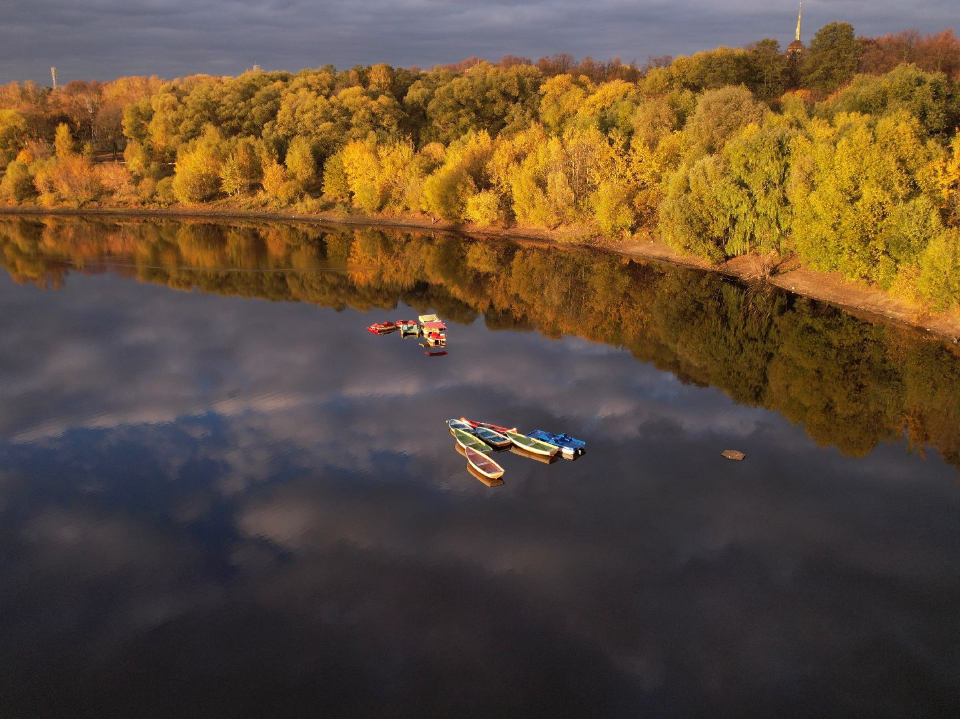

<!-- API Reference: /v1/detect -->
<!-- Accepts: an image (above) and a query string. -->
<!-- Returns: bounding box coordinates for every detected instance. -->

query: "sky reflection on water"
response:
[0,238,958,716]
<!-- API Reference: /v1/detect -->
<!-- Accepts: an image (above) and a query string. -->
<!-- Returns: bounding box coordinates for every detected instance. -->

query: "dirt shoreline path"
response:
[3,205,959,345]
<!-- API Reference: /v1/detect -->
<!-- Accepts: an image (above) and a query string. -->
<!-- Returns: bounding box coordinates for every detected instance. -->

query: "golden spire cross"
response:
[795,1,803,42]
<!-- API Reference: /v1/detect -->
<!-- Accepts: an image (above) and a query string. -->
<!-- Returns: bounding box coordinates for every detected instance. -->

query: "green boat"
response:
[452,428,492,453]
[505,430,559,457]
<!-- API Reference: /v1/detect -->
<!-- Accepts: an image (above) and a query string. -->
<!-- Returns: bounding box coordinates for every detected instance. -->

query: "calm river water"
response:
[1,216,958,716]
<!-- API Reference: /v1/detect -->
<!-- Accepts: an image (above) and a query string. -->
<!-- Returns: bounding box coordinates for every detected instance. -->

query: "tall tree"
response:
[802,22,863,95]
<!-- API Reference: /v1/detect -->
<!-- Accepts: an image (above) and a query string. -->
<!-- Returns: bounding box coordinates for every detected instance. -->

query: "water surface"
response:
[1,216,958,716]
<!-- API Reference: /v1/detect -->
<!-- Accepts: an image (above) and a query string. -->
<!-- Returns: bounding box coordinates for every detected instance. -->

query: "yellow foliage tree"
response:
[51,155,102,205]
[54,123,75,159]
[340,139,382,212]
[465,190,505,227]
[285,135,317,186]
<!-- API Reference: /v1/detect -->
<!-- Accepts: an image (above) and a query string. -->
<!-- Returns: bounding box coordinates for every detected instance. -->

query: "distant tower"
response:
[787,1,805,57]
[50,66,58,90]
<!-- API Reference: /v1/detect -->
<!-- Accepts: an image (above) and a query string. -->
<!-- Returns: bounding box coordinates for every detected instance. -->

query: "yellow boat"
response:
[505,430,559,457]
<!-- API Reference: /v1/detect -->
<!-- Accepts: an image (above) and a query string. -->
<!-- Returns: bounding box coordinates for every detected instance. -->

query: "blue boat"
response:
[526,430,585,459]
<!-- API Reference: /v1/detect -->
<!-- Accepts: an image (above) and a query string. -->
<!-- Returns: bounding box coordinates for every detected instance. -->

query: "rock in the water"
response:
[721,450,745,461]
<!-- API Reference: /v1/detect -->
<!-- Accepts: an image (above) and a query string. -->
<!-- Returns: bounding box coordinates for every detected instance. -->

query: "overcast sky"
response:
[1,0,957,85]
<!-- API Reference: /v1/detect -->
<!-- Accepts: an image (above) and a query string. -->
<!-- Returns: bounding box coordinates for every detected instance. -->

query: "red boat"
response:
[366,321,398,334]
[460,418,517,434]
[421,320,447,347]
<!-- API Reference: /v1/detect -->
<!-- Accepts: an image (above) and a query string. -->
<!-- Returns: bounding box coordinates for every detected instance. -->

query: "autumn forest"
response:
[2,23,960,310]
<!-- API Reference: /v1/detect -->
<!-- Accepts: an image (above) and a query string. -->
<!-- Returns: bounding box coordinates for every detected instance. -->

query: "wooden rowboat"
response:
[455,445,506,487]
[447,418,475,434]
[366,321,397,334]
[472,425,512,449]
[460,418,517,435]
[465,445,504,479]
[455,444,506,485]
[505,430,559,457]
[451,428,492,453]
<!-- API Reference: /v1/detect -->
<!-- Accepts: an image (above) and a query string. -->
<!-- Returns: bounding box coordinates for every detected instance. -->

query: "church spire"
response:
[795,1,803,43]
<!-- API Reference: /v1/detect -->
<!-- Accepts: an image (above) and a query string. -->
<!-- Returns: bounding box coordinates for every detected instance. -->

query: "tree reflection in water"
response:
[1,214,958,471]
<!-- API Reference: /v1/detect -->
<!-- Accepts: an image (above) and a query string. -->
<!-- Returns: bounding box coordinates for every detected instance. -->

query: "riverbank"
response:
[3,204,959,345]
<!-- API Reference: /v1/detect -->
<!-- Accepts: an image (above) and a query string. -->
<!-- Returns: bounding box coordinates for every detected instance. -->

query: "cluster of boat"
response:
[367,314,447,345]
[448,417,586,483]
[368,314,448,356]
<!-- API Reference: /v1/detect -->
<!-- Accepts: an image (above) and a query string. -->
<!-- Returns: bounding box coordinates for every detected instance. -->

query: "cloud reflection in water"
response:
[0,235,958,715]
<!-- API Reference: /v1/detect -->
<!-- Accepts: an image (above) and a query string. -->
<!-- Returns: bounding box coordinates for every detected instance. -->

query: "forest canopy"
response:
[2,23,960,310]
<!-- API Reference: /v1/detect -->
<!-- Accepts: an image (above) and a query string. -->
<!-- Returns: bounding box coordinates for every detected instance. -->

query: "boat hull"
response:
[452,428,492,453]
[447,419,475,433]
[527,429,586,458]
[473,426,512,449]
[457,448,505,486]
[465,446,504,479]
[460,418,518,435]
[505,430,559,457]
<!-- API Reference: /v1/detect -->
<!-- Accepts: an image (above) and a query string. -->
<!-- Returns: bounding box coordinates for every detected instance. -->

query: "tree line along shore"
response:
[1,22,959,312]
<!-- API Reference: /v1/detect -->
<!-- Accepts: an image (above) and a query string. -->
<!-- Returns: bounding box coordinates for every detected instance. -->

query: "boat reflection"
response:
[419,342,448,357]
[508,444,560,465]
[454,443,505,487]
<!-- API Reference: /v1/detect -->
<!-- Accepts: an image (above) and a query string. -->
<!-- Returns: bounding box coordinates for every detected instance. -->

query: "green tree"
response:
[721,118,798,256]
[0,109,28,166]
[683,85,766,155]
[824,64,960,138]
[465,190,506,227]
[423,164,475,220]
[788,111,940,286]
[285,135,317,186]
[916,228,960,310]
[746,39,788,101]
[659,154,742,262]
[0,160,34,201]
[591,180,635,236]
[801,22,863,96]
[220,138,263,195]
[322,151,350,201]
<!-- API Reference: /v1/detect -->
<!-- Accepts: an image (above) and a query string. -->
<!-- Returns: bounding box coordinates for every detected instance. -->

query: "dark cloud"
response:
[1,0,957,84]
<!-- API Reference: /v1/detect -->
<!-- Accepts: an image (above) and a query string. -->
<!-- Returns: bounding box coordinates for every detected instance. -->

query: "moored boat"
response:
[505,430,559,457]
[465,445,504,479]
[397,320,420,337]
[527,430,586,458]
[473,425,512,449]
[366,321,398,334]
[452,428,492,453]
[456,446,505,487]
[460,418,518,435]
[447,418,475,434]
[421,320,447,347]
